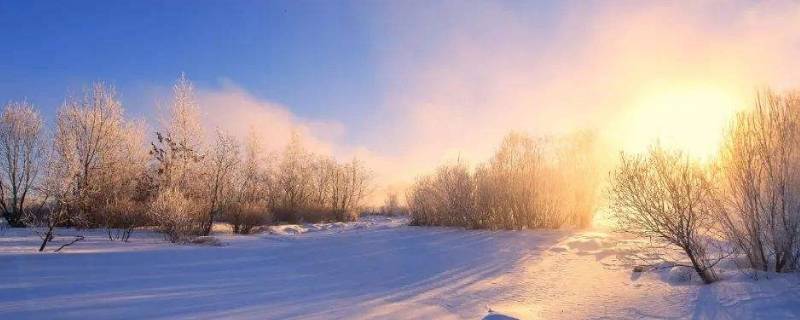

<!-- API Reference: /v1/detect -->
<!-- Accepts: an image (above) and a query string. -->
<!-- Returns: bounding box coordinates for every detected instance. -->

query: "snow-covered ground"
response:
[1,216,799,319]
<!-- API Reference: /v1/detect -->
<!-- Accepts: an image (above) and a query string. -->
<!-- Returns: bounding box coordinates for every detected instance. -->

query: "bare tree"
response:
[267,133,373,223]
[51,82,150,240]
[0,101,45,227]
[147,187,200,243]
[476,133,555,229]
[27,140,86,252]
[717,90,800,272]
[199,130,240,235]
[224,200,268,234]
[148,74,207,240]
[408,161,477,227]
[408,131,602,230]
[165,73,204,152]
[226,129,270,234]
[273,132,313,221]
[609,145,720,284]
[329,158,372,221]
[239,129,268,204]
[474,132,575,229]
[154,73,205,192]
[97,120,150,241]
[56,83,123,207]
[309,155,336,209]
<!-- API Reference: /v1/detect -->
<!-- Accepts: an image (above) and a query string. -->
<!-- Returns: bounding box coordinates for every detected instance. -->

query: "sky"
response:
[2,1,800,200]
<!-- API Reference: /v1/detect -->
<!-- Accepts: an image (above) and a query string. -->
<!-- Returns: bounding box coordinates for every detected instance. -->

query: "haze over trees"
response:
[407,131,603,230]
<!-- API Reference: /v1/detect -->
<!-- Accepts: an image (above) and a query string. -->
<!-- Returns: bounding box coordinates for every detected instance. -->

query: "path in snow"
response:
[1,217,799,319]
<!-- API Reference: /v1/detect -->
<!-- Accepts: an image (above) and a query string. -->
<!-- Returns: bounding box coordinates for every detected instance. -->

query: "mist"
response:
[149,1,800,205]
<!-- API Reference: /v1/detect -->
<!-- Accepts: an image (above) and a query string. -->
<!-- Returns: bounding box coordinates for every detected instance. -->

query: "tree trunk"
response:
[203,210,215,236]
[38,226,54,252]
[776,252,786,272]
[685,247,716,284]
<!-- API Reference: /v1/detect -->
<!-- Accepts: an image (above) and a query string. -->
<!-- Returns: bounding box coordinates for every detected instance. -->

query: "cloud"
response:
[197,85,345,156]
[194,85,402,204]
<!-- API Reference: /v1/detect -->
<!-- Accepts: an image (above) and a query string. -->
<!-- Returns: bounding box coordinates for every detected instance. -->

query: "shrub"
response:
[271,207,356,224]
[608,145,720,284]
[268,134,372,224]
[475,133,563,229]
[407,161,478,227]
[407,131,602,230]
[148,188,203,243]
[223,201,269,234]
[717,90,800,272]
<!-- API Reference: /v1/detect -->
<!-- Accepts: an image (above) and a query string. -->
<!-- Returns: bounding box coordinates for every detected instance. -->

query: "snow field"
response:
[1,217,799,319]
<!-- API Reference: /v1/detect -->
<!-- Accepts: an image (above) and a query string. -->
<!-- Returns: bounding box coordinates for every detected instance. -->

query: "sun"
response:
[620,83,745,160]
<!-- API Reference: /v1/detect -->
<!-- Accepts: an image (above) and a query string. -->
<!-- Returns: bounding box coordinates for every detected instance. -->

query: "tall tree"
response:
[199,130,240,235]
[53,83,131,223]
[153,73,205,193]
[0,101,44,227]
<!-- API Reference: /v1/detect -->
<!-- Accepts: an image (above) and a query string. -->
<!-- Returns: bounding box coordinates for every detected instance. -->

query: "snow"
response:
[2,216,800,319]
[263,215,408,236]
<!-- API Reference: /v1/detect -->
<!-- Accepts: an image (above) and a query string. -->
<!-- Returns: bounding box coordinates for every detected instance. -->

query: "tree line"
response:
[0,74,372,249]
[407,130,603,229]
[9,72,798,280]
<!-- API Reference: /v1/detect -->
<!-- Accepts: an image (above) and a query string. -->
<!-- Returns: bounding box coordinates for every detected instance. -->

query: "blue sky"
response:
[0,1,386,124]
[0,0,569,148]
[1,1,794,121]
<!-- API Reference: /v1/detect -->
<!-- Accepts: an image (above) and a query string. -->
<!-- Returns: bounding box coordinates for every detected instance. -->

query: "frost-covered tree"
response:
[0,101,45,227]
[329,158,371,220]
[52,83,147,232]
[97,120,149,240]
[199,130,240,235]
[29,134,86,251]
[718,90,800,272]
[267,132,372,223]
[148,188,199,243]
[273,132,313,219]
[226,130,270,234]
[149,74,207,241]
[239,130,268,204]
[153,73,205,192]
[408,131,601,230]
[609,145,720,284]
[408,161,477,227]
[476,133,558,229]
[309,155,336,209]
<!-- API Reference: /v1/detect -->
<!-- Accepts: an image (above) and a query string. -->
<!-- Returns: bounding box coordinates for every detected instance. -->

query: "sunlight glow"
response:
[621,83,744,159]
